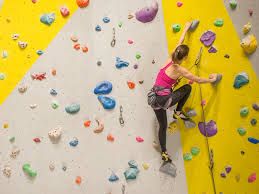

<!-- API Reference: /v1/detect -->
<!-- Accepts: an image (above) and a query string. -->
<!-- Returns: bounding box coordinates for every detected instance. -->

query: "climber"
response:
[148,22,218,163]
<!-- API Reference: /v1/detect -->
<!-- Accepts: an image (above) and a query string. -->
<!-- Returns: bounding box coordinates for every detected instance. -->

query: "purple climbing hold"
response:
[208,46,217,53]
[198,120,218,137]
[200,31,216,47]
[221,172,226,178]
[252,103,259,111]
[135,1,158,23]
[225,165,232,173]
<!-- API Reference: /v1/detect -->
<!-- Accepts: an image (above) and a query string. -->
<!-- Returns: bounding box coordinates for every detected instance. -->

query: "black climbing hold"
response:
[241,151,245,155]
[224,54,230,58]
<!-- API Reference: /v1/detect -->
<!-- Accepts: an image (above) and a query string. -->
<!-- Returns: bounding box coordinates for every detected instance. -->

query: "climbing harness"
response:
[111,27,116,47]
[195,47,217,194]
[119,105,125,127]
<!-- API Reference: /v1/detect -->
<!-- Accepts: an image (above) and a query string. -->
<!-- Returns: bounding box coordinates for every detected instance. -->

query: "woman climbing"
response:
[149,22,218,163]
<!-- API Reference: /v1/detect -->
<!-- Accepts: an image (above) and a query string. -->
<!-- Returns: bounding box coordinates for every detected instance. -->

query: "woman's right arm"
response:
[177,66,217,84]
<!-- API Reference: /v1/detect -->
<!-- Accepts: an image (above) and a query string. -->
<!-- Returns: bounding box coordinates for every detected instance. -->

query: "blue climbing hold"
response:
[98,96,116,110]
[36,50,44,55]
[108,172,119,182]
[69,138,79,147]
[40,13,55,26]
[248,137,259,144]
[103,17,110,23]
[233,72,249,89]
[94,81,112,95]
[95,25,102,32]
[115,57,129,69]
[128,160,138,168]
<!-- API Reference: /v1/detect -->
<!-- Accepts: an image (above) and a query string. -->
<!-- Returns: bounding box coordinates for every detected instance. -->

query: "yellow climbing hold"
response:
[241,34,257,54]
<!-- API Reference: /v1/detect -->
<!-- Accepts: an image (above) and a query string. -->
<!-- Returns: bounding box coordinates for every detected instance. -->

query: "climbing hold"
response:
[229,0,237,9]
[248,173,256,183]
[183,153,192,161]
[208,46,217,53]
[201,100,206,106]
[94,119,104,133]
[220,172,226,178]
[51,69,56,76]
[36,50,44,55]
[12,33,19,40]
[29,104,37,109]
[252,103,259,111]
[240,107,249,117]
[225,165,232,173]
[184,119,196,128]
[33,138,41,143]
[109,172,119,182]
[128,39,133,44]
[82,46,88,53]
[214,19,224,27]
[133,64,138,69]
[172,24,181,33]
[159,161,177,177]
[75,176,82,184]
[98,95,116,110]
[18,41,28,49]
[107,134,115,142]
[248,137,259,144]
[176,1,183,7]
[40,13,55,25]
[10,148,20,159]
[200,31,216,47]
[115,57,129,69]
[224,54,230,58]
[250,118,257,126]
[70,35,78,42]
[2,166,11,178]
[128,160,138,168]
[65,103,80,114]
[191,147,200,156]
[48,127,62,142]
[128,14,134,19]
[0,73,6,80]
[2,50,8,58]
[103,17,110,23]
[135,1,158,23]
[136,53,141,60]
[142,163,149,170]
[139,80,144,84]
[62,164,67,171]
[233,72,249,89]
[32,0,37,3]
[198,120,218,137]
[241,150,245,155]
[95,25,101,32]
[74,43,80,50]
[243,22,252,34]
[69,137,79,147]
[136,136,144,143]
[23,164,37,177]
[237,128,246,136]
[50,89,58,96]
[84,120,91,127]
[94,81,112,95]
[31,72,46,80]
[189,20,200,31]
[127,81,136,89]
[76,0,89,8]
[235,174,241,182]
[60,6,70,17]
[240,34,257,54]
[9,136,15,143]
[124,161,139,180]
[248,9,253,16]
[51,100,59,109]
[49,163,55,171]
[3,123,9,128]
[212,74,222,86]
[97,61,102,66]
[118,22,122,27]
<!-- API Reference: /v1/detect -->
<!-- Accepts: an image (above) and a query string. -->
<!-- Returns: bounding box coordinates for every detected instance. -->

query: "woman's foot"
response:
[161,151,172,163]
[173,110,189,121]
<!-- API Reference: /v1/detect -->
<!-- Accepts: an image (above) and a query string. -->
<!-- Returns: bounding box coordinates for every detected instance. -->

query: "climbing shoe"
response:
[173,110,189,121]
[161,151,172,163]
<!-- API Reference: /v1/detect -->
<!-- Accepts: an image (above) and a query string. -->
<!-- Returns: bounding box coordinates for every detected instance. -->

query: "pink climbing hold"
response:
[136,136,144,143]
[201,100,206,106]
[128,40,133,44]
[60,6,70,17]
[177,1,183,7]
[32,0,37,3]
[248,173,256,183]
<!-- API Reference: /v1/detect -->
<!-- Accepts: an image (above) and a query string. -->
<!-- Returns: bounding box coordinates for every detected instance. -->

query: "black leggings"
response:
[153,84,192,152]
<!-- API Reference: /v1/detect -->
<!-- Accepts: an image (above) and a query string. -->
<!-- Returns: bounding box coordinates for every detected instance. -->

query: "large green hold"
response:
[23,164,37,177]
[214,19,224,27]
[229,0,237,9]
[191,147,200,156]
[183,153,192,161]
[237,128,246,136]
[240,107,249,117]
[172,24,181,32]
[65,103,80,114]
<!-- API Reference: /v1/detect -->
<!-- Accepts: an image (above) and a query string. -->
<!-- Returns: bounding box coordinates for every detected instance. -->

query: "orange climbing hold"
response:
[127,81,135,89]
[51,69,56,76]
[107,134,115,142]
[76,0,89,8]
[82,46,88,53]
[84,120,91,127]
[74,43,81,50]
[75,176,82,184]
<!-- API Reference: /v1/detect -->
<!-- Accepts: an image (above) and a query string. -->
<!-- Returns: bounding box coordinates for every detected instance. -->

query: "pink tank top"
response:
[154,61,177,95]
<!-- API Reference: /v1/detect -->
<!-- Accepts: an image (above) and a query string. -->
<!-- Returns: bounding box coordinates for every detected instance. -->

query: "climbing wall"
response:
[0,0,188,194]
[162,0,259,193]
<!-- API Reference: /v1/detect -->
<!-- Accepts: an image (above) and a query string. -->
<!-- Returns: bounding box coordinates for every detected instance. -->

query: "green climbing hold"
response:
[240,107,249,117]
[214,19,224,27]
[172,24,181,32]
[65,103,80,114]
[136,53,141,60]
[183,153,192,161]
[9,136,15,143]
[191,147,200,156]
[229,0,237,9]
[0,73,6,80]
[118,22,122,28]
[237,128,246,136]
[51,101,59,109]
[23,164,37,177]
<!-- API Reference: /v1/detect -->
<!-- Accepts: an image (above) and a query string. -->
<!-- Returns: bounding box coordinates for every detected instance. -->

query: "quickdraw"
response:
[119,105,124,126]
[111,27,116,47]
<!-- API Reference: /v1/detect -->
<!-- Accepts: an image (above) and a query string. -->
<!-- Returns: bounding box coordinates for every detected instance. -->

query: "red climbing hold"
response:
[75,176,82,184]
[177,1,183,7]
[76,0,89,8]
[107,134,115,142]
[82,46,88,53]
[31,73,46,81]
[136,136,144,142]
[84,120,91,127]
[127,81,135,89]
[33,138,41,143]
[74,43,81,50]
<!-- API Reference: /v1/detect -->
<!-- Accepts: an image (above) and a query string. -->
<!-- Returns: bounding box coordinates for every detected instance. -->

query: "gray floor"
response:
[224,0,259,77]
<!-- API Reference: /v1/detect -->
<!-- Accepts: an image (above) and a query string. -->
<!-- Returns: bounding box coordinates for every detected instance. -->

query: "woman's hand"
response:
[209,73,217,83]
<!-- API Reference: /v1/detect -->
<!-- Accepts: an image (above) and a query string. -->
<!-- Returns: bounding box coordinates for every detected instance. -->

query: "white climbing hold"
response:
[2,165,11,178]
[48,127,62,142]
[18,84,27,93]
[10,147,20,159]
[18,41,28,49]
